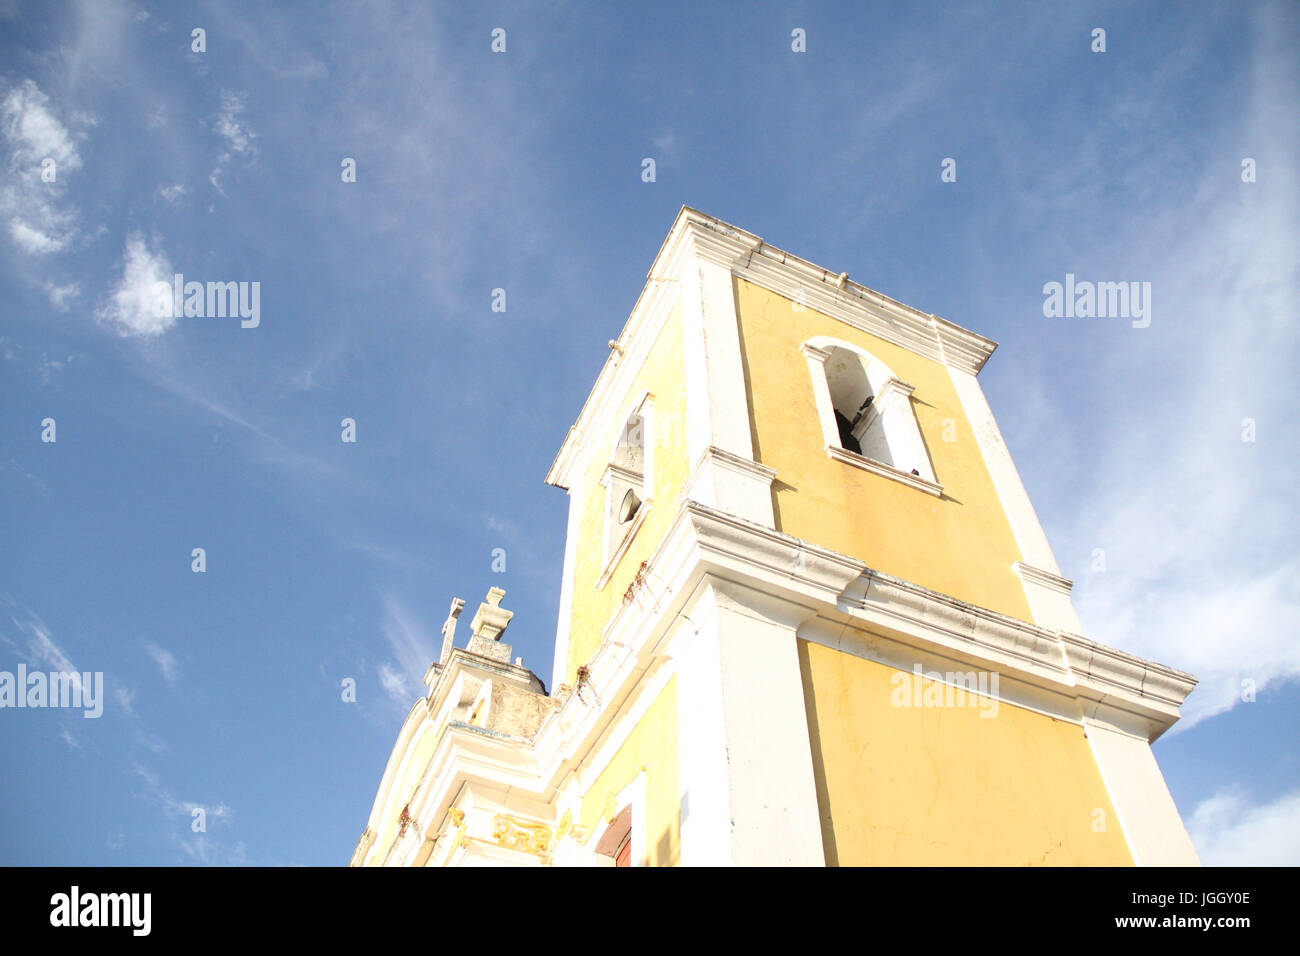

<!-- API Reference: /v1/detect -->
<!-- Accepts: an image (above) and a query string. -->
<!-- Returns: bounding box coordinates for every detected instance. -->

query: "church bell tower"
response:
[353,208,1200,867]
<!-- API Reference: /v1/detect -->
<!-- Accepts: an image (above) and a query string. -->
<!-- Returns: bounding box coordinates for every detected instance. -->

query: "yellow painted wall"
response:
[797,639,1132,865]
[733,277,1033,623]
[565,298,689,684]
[580,677,680,866]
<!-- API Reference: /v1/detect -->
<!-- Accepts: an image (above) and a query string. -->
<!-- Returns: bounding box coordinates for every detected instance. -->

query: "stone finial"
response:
[470,587,513,642]
[466,588,515,664]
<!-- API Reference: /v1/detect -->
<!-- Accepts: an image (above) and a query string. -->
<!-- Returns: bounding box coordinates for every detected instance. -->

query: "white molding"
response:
[674,590,732,866]
[826,445,944,496]
[802,343,841,452]
[1013,561,1073,593]
[602,461,642,487]
[658,501,1196,732]
[679,235,755,466]
[946,364,1063,576]
[679,208,997,374]
[1084,719,1202,866]
[1058,633,1197,736]
[546,273,680,491]
[550,478,585,690]
[682,444,777,527]
[683,582,826,866]
[1012,561,1083,633]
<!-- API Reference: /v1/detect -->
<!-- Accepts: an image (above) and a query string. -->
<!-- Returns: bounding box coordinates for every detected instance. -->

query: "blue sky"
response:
[1,0,1296,866]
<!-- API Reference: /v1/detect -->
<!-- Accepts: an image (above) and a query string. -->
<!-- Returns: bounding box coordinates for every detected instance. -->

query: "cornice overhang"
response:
[626,500,1197,740]
[356,496,1199,863]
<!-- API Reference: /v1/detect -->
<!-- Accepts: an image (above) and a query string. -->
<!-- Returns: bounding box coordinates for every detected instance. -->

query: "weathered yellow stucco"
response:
[733,277,1033,622]
[579,676,680,866]
[797,639,1132,865]
[565,298,689,685]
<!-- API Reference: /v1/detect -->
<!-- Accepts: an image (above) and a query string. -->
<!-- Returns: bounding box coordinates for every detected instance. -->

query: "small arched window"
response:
[599,399,654,581]
[613,414,645,525]
[801,338,941,495]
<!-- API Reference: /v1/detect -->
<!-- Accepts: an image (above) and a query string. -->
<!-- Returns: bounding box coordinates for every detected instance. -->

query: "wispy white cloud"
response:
[209,91,257,193]
[376,593,436,707]
[132,761,233,829]
[651,129,681,166]
[0,80,83,173]
[0,78,86,257]
[64,0,137,90]
[37,352,68,384]
[95,231,175,337]
[377,663,410,706]
[1188,786,1300,865]
[155,183,186,204]
[1,603,83,697]
[954,6,1300,733]
[1060,11,1300,731]
[172,834,249,867]
[143,641,180,686]
[44,281,79,310]
[131,361,354,488]
[279,330,350,395]
[134,729,167,754]
[9,217,66,254]
[112,684,136,717]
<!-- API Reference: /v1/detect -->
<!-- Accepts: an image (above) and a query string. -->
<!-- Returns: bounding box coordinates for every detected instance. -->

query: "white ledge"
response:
[826,445,943,497]
[1012,561,1074,594]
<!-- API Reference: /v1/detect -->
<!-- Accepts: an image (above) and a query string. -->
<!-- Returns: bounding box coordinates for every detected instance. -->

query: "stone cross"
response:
[437,598,466,667]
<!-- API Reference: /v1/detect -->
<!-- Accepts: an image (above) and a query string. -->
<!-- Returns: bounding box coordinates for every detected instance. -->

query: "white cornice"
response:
[643,502,1196,730]
[1012,561,1074,594]
[674,207,997,372]
[1058,632,1197,735]
[690,444,778,483]
[836,565,1196,730]
[356,495,1199,864]
[600,461,642,487]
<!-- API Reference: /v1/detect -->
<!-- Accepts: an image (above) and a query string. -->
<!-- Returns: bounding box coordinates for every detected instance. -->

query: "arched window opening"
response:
[824,346,892,465]
[802,338,941,494]
[613,414,644,474]
[600,405,653,577]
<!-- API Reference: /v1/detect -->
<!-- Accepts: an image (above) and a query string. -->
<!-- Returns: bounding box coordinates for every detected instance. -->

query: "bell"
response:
[618,488,642,524]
